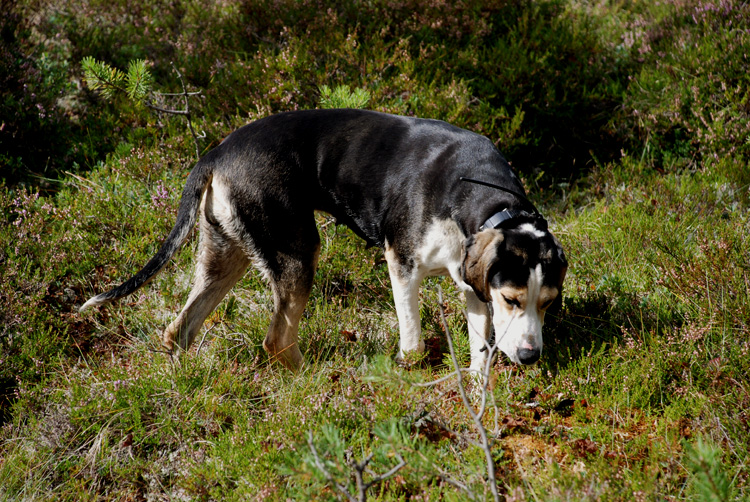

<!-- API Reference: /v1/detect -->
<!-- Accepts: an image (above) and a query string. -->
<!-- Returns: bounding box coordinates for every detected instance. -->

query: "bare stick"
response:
[436,286,501,502]
[413,367,480,387]
[195,323,216,357]
[156,91,203,96]
[144,63,203,160]
[144,102,189,116]
[171,62,201,160]
[360,450,406,492]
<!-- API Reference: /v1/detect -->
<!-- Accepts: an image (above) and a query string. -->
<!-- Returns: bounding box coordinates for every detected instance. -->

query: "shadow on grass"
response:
[541,289,684,375]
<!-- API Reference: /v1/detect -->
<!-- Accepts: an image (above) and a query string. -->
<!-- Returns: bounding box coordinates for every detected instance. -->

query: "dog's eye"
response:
[541,299,554,310]
[502,295,521,308]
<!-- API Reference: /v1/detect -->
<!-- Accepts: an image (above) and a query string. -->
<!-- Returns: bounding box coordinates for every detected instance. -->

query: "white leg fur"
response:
[163,212,251,351]
[385,246,425,359]
[465,290,492,373]
[387,219,491,364]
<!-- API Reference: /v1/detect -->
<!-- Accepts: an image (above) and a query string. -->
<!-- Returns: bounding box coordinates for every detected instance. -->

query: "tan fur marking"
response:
[462,229,504,302]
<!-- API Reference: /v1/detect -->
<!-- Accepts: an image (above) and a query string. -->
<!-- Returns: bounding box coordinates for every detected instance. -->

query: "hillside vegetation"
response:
[1,0,749,500]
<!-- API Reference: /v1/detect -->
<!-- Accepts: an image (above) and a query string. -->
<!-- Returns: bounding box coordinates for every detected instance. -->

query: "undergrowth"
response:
[1,0,749,500]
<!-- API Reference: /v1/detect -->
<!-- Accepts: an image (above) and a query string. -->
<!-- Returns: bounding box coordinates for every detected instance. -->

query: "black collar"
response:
[459,177,547,232]
[479,209,526,231]
[480,209,548,231]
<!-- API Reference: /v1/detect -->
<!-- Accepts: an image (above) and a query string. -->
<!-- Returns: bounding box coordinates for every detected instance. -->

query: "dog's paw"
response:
[395,348,427,368]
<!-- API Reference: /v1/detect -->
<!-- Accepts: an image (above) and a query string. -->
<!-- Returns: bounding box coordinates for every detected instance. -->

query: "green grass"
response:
[2,0,750,500]
[2,168,748,500]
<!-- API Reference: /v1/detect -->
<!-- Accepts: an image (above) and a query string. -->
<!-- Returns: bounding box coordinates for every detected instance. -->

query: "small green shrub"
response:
[318,84,371,109]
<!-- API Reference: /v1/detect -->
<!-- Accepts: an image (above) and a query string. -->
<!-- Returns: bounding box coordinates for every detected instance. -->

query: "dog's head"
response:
[461,217,567,365]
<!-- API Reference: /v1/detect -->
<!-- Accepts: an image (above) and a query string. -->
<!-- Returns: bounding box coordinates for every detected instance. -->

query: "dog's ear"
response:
[547,236,568,318]
[548,284,564,317]
[461,230,504,303]
[553,234,568,269]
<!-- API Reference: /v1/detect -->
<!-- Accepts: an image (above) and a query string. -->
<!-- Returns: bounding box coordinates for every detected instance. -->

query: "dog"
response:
[80,109,567,373]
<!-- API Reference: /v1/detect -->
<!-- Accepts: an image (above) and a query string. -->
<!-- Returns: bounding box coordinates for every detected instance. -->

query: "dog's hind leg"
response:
[261,229,321,371]
[162,216,251,352]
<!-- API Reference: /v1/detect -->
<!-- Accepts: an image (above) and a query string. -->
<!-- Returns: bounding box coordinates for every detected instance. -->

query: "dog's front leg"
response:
[385,247,425,362]
[465,290,492,375]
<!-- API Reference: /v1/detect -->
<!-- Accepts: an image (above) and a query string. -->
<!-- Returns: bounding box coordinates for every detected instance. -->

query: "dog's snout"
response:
[517,347,541,365]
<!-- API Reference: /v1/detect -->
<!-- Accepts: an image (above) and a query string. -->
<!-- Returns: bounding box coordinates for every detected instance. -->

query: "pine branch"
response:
[80,57,204,160]
[306,428,406,502]
[307,432,357,502]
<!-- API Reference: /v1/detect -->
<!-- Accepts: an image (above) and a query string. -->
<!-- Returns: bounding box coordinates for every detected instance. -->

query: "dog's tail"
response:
[79,160,214,312]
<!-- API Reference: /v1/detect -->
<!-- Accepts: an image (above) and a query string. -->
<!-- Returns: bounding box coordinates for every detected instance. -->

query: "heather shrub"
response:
[236,0,634,180]
[0,4,82,185]
[0,188,71,421]
[618,0,750,170]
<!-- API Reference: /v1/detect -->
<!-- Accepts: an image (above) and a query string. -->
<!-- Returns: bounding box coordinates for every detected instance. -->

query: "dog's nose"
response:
[517,347,540,365]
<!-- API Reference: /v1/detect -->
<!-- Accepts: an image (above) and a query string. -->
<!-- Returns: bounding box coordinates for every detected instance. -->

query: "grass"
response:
[2,151,748,501]
[2,0,750,500]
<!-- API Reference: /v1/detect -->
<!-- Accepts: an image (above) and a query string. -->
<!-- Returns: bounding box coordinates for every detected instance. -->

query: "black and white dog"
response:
[81,109,567,372]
